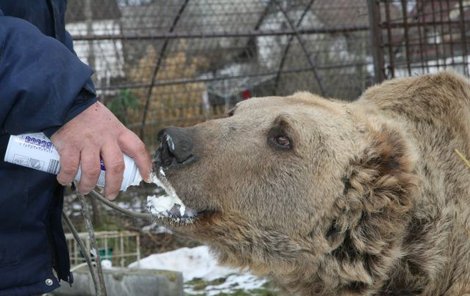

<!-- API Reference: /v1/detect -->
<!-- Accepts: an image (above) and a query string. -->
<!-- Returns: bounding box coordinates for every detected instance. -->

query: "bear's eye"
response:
[268,116,294,151]
[269,134,292,150]
[275,135,290,148]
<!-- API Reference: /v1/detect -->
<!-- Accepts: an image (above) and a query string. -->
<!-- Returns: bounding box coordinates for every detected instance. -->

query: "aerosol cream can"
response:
[4,133,142,191]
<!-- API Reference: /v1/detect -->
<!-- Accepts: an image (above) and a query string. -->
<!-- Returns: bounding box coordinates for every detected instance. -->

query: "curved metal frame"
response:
[139,0,191,139]
[274,0,325,96]
[139,0,329,138]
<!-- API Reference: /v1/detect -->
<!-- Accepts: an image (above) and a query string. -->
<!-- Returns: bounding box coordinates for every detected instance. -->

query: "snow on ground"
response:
[129,245,234,281]
[129,245,271,295]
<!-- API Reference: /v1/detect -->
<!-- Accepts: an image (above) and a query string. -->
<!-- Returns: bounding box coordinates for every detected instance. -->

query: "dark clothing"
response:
[0,0,97,294]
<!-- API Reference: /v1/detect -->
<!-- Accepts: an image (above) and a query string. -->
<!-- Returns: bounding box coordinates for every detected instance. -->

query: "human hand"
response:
[50,101,151,199]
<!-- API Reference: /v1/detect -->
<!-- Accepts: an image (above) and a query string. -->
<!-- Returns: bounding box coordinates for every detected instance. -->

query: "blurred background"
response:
[59,1,470,294]
[65,0,470,147]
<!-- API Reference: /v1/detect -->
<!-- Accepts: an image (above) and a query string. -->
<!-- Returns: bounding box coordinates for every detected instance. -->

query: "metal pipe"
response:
[401,0,412,75]
[62,211,101,295]
[415,0,428,73]
[96,62,369,91]
[458,0,469,75]
[367,0,385,83]
[79,194,107,296]
[71,26,370,41]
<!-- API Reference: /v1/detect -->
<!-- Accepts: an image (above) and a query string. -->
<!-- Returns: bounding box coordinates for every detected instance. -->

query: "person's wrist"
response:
[44,89,98,138]
[64,89,98,124]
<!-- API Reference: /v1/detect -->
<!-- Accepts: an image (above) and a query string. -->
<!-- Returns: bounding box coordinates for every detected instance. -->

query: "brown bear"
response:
[152,71,470,295]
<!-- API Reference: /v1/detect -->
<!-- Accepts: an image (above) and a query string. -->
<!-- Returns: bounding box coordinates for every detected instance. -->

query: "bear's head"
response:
[153,92,418,295]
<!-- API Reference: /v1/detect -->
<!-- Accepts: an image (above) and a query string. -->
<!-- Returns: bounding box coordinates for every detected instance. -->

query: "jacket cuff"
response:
[43,88,98,138]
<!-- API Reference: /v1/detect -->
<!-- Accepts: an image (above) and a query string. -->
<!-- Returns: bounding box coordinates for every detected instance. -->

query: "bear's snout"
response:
[155,127,196,168]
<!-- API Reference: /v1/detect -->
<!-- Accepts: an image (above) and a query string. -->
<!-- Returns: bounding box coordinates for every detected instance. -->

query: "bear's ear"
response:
[346,125,417,215]
[326,125,419,289]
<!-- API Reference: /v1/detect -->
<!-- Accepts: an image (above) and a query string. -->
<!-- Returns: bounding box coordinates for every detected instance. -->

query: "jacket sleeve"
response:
[0,14,98,137]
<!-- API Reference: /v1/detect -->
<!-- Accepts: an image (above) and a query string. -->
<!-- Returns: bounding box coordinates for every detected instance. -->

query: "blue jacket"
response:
[0,0,97,294]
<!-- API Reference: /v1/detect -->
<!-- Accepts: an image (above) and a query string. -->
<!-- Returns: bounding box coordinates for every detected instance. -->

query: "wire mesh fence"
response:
[65,0,372,145]
[65,0,470,146]
[369,0,470,81]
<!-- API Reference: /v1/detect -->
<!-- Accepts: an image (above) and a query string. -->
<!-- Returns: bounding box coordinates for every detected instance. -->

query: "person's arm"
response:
[0,15,151,199]
[0,15,96,136]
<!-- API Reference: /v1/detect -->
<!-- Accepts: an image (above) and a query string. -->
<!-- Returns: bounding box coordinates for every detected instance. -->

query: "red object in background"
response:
[241,89,252,100]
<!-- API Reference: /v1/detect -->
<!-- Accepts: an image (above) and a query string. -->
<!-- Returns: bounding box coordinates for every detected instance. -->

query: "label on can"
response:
[4,133,61,174]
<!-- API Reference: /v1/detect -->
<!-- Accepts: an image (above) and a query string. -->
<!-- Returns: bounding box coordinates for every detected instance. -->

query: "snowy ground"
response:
[129,245,278,295]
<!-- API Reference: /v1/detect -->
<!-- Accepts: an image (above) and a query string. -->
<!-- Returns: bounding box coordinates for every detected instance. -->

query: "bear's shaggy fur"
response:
[155,71,470,295]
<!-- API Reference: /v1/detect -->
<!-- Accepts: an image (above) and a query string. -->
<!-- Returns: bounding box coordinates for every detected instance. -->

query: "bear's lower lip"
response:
[146,195,200,224]
[145,167,200,224]
[159,204,199,224]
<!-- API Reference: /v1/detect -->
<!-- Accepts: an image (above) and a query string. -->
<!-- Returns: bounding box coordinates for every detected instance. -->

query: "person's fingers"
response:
[57,147,80,185]
[77,147,101,194]
[118,131,152,182]
[51,102,151,193]
[101,143,125,200]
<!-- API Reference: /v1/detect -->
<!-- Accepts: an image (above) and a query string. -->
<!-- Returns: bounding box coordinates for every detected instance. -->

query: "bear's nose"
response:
[155,127,195,168]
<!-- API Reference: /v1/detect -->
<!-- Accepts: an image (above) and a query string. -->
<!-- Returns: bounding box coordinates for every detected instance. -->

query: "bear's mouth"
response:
[146,168,201,224]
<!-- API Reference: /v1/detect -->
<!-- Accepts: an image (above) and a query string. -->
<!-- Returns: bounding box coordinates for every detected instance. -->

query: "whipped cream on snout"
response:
[146,168,197,223]
[146,195,183,216]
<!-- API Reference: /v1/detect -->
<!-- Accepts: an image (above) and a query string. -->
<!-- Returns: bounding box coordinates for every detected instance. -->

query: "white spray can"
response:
[3,133,142,191]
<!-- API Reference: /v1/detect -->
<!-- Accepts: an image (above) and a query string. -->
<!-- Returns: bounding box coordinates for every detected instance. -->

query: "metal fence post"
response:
[367,0,385,83]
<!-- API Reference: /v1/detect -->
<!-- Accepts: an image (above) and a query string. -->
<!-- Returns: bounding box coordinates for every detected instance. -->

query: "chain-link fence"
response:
[65,0,372,146]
